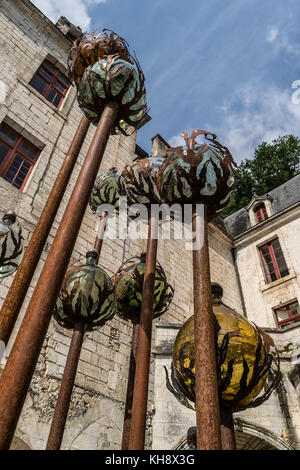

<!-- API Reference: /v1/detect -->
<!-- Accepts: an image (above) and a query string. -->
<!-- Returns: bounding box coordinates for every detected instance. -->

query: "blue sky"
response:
[32,0,300,162]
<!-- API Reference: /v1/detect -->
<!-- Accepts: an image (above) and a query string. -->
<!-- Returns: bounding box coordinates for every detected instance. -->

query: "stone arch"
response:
[173,418,295,450]
[10,436,31,450]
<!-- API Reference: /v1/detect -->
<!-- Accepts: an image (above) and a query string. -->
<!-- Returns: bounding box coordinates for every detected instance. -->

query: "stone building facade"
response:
[0,0,299,451]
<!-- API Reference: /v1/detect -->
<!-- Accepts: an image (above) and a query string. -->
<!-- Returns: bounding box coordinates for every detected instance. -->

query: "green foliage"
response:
[221,135,300,218]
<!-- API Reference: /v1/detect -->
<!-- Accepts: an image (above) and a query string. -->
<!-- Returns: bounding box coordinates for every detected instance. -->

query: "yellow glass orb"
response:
[173,285,277,411]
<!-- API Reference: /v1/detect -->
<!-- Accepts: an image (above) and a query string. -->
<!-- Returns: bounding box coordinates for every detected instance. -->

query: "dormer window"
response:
[246,189,273,227]
[254,203,268,223]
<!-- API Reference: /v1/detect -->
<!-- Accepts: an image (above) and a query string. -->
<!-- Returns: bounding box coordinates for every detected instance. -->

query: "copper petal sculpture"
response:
[157,130,237,218]
[119,156,163,208]
[0,211,23,278]
[89,167,123,214]
[54,249,117,331]
[68,29,133,86]
[69,29,147,134]
[113,253,174,321]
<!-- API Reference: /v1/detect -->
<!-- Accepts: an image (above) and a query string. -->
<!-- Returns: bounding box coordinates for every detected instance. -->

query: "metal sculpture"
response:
[46,249,117,449]
[113,253,173,321]
[0,211,23,278]
[0,30,147,450]
[89,167,122,214]
[166,283,280,450]
[156,129,237,450]
[70,29,147,133]
[113,253,174,449]
[156,130,236,219]
[117,155,165,449]
[119,156,163,207]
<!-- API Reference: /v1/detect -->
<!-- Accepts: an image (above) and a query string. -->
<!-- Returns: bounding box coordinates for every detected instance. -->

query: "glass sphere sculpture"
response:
[157,130,237,219]
[89,167,123,214]
[0,211,23,278]
[171,283,279,412]
[113,253,174,321]
[54,249,117,331]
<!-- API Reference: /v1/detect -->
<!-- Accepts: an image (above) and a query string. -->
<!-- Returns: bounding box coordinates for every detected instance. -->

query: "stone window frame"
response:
[19,53,75,119]
[0,116,45,194]
[273,299,300,329]
[257,236,289,284]
[0,121,41,191]
[246,193,273,227]
[29,59,70,110]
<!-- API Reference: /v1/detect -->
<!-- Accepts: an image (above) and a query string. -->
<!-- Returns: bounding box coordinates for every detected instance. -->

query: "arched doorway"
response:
[173,419,295,450]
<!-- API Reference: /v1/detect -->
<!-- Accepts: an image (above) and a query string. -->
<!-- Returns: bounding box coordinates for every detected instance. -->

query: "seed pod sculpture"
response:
[167,283,280,412]
[0,211,23,278]
[68,29,147,134]
[113,253,174,321]
[118,156,164,208]
[113,253,174,449]
[69,29,133,86]
[54,249,117,331]
[157,130,237,219]
[89,167,123,214]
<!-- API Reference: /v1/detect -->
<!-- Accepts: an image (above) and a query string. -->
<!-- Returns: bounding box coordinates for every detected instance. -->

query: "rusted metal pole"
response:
[45,209,108,449]
[121,318,140,450]
[0,103,118,450]
[128,213,158,450]
[220,406,236,450]
[192,204,221,450]
[46,322,86,450]
[0,116,90,346]
[94,211,108,262]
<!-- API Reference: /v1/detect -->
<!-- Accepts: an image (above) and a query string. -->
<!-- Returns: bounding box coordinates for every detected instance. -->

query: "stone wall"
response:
[1,0,300,452]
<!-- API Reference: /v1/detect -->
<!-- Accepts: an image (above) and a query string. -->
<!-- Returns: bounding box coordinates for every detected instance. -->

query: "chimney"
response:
[55,16,82,42]
[151,134,170,157]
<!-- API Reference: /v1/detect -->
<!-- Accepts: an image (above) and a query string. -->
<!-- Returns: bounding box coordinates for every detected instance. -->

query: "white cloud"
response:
[168,83,300,163]
[214,82,300,162]
[266,24,300,56]
[31,0,106,31]
[266,26,279,43]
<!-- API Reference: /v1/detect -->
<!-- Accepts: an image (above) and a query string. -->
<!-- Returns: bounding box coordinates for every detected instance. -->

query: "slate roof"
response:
[223,173,300,238]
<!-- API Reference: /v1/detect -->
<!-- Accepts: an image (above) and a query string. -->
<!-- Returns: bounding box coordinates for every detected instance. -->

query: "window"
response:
[29,60,70,108]
[274,301,300,328]
[254,203,268,223]
[259,238,289,283]
[0,122,40,190]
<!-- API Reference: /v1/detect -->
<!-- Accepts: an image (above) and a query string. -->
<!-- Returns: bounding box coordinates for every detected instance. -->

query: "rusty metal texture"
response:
[46,322,86,450]
[220,406,236,450]
[0,116,90,346]
[121,318,140,450]
[0,103,118,450]
[94,211,108,261]
[192,204,222,450]
[156,129,237,220]
[128,214,159,450]
[68,29,133,87]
